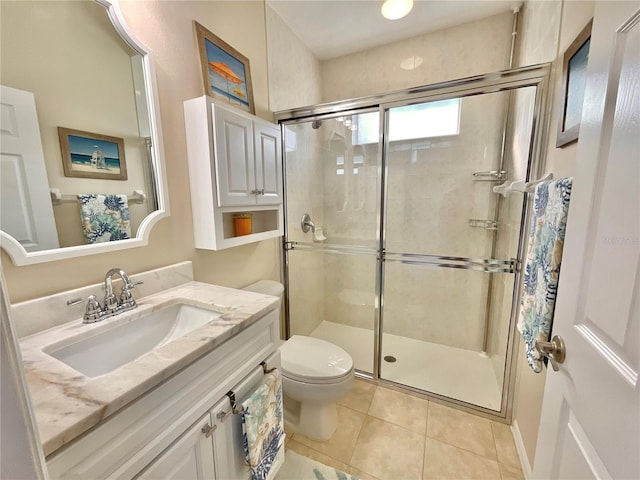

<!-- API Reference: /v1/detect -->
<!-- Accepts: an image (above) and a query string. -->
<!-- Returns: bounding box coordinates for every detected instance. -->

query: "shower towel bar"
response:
[216,364,278,422]
[492,173,554,197]
[384,252,516,273]
[286,242,516,273]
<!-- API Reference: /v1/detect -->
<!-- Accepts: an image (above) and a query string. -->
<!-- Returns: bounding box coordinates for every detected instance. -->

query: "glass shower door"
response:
[380,89,534,410]
[283,112,380,374]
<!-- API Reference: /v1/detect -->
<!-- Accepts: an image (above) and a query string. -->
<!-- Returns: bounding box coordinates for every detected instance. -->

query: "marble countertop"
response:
[19,281,279,457]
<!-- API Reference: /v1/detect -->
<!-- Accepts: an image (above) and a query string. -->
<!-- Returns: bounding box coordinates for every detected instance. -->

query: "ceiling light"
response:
[381,0,413,20]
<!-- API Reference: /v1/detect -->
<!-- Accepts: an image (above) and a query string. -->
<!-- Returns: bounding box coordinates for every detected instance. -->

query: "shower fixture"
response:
[311,120,323,129]
[300,213,316,233]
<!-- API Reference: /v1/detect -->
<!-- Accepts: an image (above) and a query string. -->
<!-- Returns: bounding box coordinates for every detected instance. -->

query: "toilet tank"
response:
[243,280,284,301]
[243,280,285,339]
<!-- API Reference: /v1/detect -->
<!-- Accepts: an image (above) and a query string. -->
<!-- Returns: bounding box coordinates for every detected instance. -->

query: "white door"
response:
[0,85,59,251]
[254,121,283,205]
[533,4,639,480]
[136,414,216,480]
[213,104,256,207]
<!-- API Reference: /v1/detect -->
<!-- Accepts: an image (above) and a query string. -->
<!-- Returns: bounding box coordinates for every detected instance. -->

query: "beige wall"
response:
[512,0,594,471]
[321,12,513,102]
[1,1,281,304]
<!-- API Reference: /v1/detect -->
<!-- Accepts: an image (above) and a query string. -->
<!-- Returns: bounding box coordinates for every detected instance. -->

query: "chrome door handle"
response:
[535,335,566,371]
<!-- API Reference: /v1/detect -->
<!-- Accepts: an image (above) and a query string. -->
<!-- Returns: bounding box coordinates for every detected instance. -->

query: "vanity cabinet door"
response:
[213,105,256,207]
[254,120,282,206]
[135,414,216,480]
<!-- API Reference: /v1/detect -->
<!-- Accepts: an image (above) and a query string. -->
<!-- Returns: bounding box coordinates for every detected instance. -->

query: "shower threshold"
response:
[310,321,502,411]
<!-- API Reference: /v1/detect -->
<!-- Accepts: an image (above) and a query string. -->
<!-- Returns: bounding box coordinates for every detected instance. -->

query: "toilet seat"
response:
[280,335,354,384]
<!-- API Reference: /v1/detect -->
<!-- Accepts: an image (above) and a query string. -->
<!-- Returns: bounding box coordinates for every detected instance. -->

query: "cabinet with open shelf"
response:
[184,96,283,250]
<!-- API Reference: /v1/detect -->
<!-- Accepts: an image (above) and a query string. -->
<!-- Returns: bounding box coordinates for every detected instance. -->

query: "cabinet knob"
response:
[201,423,217,438]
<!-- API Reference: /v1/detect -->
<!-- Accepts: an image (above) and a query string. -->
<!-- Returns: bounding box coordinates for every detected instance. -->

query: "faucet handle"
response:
[67,295,103,323]
[120,280,143,309]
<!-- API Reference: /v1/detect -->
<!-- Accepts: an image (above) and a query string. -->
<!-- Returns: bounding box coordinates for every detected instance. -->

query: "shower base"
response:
[310,321,502,411]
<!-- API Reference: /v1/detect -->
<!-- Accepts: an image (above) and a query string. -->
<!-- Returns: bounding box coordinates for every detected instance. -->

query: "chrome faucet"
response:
[104,267,140,314]
[67,268,143,323]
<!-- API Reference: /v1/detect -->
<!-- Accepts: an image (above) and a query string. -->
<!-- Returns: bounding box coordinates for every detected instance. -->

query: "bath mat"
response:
[276,450,360,480]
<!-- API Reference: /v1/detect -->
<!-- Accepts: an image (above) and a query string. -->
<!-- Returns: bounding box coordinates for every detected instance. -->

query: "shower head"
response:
[311,120,323,129]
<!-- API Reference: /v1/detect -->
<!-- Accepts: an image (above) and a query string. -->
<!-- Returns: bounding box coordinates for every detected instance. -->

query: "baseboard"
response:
[511,420,534,479]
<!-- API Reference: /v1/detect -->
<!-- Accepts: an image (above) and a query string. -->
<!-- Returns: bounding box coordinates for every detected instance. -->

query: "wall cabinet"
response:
[46,310,280,480]
[184,96,283,250]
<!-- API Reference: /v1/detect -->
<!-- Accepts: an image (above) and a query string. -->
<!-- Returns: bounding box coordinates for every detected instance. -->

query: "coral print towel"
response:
[517,177,572,372]
[241,369,285,480]
[78,194,131,244]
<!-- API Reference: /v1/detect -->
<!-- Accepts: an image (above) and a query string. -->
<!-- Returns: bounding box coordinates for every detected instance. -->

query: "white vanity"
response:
[15,262,281,479]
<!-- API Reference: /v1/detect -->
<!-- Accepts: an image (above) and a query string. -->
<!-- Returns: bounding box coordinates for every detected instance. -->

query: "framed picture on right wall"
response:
[556,19,593,148]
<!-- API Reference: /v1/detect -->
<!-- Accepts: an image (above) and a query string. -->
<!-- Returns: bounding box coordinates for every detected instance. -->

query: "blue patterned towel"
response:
[78,194,131,244]
[517,177,572,372]
[241,370,285,480]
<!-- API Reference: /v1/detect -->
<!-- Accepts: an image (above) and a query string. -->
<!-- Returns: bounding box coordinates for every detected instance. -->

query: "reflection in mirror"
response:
[0,0,167,265]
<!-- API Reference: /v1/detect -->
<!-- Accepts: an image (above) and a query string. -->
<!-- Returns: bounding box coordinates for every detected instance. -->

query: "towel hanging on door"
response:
[78,194,131,244]
[240,369,285,480]
[517,177,572,373]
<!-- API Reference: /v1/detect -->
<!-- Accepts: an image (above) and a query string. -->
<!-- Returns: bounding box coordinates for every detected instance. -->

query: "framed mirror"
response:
[0,0,168,266]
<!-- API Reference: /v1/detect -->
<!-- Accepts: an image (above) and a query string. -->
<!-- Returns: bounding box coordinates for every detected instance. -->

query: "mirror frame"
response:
[0,0,169,266]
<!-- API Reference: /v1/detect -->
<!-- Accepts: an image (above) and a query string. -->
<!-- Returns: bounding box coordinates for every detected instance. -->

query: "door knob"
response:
[535,335,566,371]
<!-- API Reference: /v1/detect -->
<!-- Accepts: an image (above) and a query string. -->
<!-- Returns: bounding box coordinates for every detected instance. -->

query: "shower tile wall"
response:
[320,12,513,103]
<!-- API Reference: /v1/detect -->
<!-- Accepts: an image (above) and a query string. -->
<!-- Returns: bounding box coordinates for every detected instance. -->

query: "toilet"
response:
[243,280,354,441]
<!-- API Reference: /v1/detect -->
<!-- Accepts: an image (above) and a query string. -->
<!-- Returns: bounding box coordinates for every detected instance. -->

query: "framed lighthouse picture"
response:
[58,127,127,180]
[194,21,255,114]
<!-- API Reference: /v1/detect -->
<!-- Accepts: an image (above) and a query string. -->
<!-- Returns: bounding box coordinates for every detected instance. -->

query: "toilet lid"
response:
[280,336,353,381]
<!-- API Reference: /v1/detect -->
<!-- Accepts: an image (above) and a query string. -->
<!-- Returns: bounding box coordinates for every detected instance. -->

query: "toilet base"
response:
[284,395,338,441]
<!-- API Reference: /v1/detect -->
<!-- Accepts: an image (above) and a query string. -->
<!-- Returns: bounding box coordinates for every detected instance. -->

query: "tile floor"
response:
[281,379,525,480]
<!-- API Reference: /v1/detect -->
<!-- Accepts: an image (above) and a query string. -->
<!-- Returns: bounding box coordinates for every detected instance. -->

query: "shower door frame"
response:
[277,63,551,421]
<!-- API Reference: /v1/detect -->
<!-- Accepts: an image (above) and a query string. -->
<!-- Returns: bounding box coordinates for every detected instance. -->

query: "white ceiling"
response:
[267,0,518,60]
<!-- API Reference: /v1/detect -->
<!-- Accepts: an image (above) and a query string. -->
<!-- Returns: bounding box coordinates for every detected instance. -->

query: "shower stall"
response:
[277,65,550,418]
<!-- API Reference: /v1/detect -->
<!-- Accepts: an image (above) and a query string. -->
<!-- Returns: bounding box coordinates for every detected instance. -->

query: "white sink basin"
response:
[45,304,222,378]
